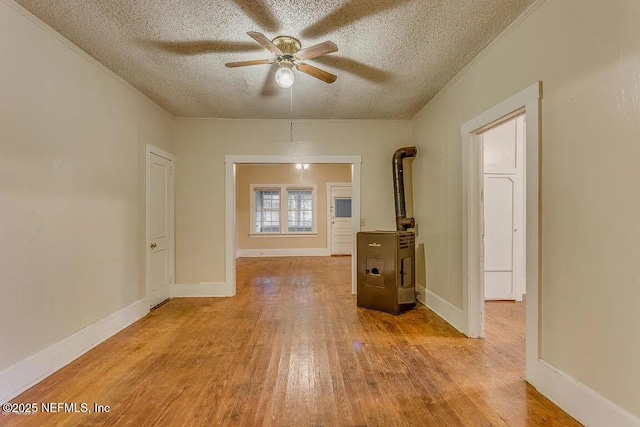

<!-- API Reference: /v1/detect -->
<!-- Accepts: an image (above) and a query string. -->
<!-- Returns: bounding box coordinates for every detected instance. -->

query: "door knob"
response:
[150,243,157,249]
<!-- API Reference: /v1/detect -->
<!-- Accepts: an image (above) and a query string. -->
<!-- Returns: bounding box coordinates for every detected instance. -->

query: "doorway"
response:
[146,144,175,308]
[482,114,526,301]
[461,82,541,382]
[328,183,353,255]
[225,155,362,295]
[234,164,351,259]
[481,113,528,379]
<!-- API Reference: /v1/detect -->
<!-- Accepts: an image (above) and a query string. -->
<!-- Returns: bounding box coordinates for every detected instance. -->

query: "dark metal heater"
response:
[357,147,418,315]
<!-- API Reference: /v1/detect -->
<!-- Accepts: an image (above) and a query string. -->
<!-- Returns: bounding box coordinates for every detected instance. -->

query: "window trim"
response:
[249,184,317,236]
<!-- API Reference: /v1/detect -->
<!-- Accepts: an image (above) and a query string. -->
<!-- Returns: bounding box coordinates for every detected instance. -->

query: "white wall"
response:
[0,1,174,371]
[174,119,411,284]
[412,0,640,418]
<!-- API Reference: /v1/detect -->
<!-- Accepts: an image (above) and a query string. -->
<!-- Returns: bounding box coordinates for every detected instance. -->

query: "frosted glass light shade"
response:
[275,66,295,88]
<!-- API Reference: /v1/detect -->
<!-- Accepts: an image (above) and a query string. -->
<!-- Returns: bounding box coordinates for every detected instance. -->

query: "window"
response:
[334,198,352,218]
[287,189,313,232]
[251,185,316,235]
[254,189,280,233]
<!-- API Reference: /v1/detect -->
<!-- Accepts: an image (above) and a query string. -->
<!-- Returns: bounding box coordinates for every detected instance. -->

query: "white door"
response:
[329,184,352,255]
[146,148,174,308]
[483,115,525,300]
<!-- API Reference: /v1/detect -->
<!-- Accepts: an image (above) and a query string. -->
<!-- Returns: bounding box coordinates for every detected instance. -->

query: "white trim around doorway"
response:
[461,82,540,349]
[460,82,640,427]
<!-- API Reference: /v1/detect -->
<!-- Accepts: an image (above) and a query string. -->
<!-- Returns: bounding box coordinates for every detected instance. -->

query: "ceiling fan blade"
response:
[151,40,263,55]
[247,31,283,56]
[294,41,338,60]
[225,59,273,68]
[312,56,391,83]
[296,63,337,84]
[232,0,280,33]
[301,0,413,38]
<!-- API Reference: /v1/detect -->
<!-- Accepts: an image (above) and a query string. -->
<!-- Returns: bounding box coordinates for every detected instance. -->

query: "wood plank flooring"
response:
[0,256,580,426]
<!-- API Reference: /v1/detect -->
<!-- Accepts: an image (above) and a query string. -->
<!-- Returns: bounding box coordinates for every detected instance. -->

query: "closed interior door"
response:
[330,185,352,255]
[147,151,173,308]
[482,115,525,301]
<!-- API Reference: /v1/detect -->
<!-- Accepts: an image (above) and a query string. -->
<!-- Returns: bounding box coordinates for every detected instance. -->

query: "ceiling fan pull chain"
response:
[290,86,294,142]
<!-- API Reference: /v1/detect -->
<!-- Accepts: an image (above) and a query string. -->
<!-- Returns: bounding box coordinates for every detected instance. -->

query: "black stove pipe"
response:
[392,146,418,231]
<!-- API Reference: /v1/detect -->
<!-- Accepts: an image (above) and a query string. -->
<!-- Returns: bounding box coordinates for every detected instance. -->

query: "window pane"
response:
[287,189,313,233]
[255,189,281,233]
[335,198,352,218]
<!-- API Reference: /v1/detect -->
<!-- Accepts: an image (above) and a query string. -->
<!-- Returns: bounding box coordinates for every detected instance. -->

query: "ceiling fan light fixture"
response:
[275,63,295,88]
[226,32,338,86]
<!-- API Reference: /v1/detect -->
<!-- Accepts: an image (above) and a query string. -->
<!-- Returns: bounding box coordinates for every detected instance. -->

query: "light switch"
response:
[360,218,366,226]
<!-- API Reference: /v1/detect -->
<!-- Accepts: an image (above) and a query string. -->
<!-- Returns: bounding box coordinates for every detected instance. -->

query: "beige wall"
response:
[174,119,412,283]
[236,164,351,251]
[0,2,174,370]
[412,0,640,416]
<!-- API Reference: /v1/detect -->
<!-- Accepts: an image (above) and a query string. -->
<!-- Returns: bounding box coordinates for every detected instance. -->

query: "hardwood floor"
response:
[1,257,579,426]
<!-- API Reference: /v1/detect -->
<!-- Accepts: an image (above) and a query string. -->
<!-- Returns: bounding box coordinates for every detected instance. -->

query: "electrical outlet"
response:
[360,218,366,227]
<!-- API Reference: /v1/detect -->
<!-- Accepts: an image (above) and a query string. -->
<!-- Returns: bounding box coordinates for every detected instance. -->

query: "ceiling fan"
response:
[152,0,410,94]
[225,32,338,88]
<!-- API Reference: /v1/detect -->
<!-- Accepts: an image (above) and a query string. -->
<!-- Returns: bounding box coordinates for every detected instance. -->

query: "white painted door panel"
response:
[483,115,525,301]
[483,118,517,174]
[148,152,172,307]
[330,185,352,255]
[484,176,515,300]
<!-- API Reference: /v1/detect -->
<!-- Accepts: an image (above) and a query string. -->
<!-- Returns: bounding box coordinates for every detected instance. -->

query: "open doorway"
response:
[481,113,527,371]
[225,155,362,296]
[234,163,351,258]
[482,114,526,302]
[461,82,541,382]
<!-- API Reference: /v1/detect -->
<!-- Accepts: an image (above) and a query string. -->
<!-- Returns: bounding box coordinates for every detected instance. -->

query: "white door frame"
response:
[326,182,353,255]
[225,155,362,296]
[145,144,175,306]
[461,82,541,379]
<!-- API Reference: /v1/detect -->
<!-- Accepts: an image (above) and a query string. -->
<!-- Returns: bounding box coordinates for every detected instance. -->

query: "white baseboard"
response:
[171,282,232,297]
[425,289,467,335]
[0,299,148,404]
[236,248,331,258]
[529,359,640,427]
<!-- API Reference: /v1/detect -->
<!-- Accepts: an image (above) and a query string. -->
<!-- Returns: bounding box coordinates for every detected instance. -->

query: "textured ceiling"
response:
[15,0,535,119]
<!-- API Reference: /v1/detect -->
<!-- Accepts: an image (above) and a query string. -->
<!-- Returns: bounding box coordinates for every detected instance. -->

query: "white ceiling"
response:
[15,0,535,119]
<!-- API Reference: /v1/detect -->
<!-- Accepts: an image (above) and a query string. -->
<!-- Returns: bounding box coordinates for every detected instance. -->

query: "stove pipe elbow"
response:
[392,146,418,231]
